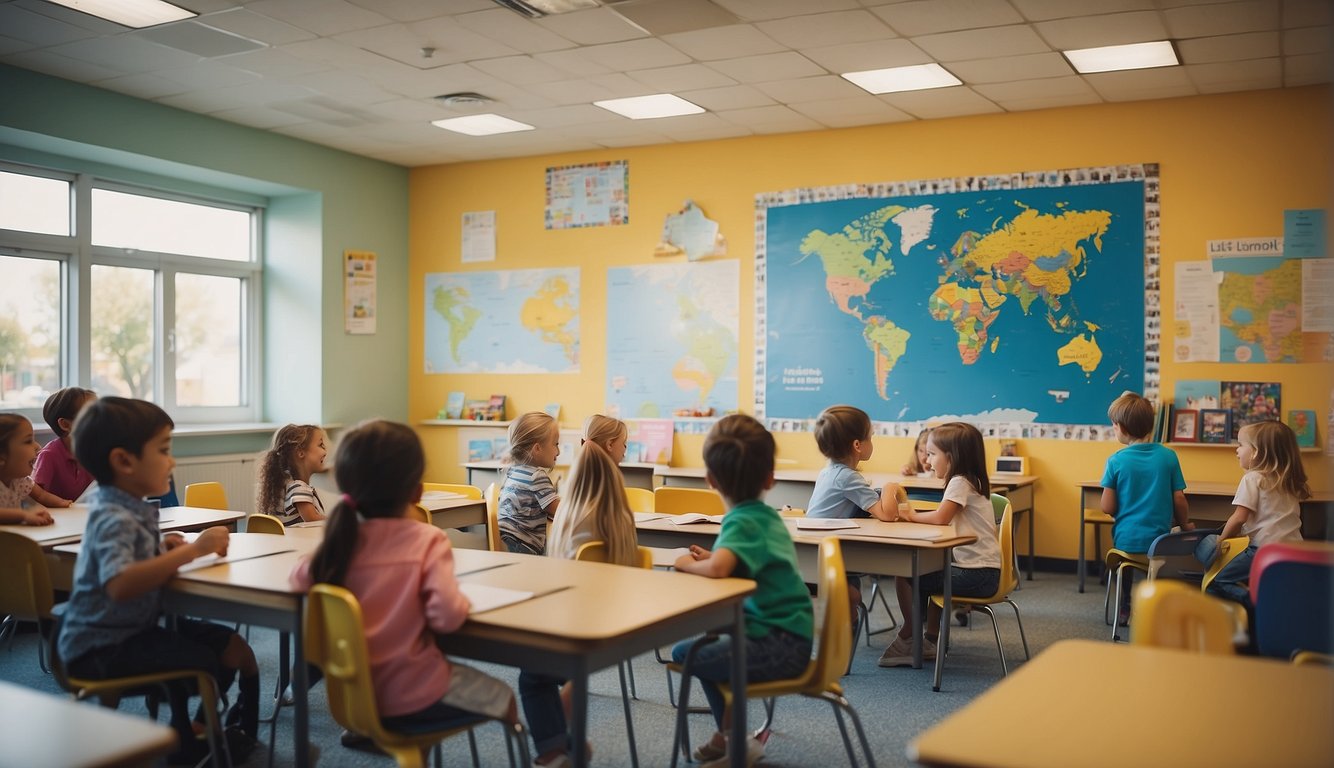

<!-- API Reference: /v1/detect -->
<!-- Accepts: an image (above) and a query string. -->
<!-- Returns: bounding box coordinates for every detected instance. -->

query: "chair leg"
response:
[617,661,640,768]
[825,693,878,768]
[756,698,776,737]
[977,606,1007,676]
[626,656,638,700]
[1112,565,1126,642]
[830,701,858,768]
[1104,565,1115,625]
[669,635,717,768]
[1005,600,1031,660]
[466,730,479,768]
[865,578,898,640]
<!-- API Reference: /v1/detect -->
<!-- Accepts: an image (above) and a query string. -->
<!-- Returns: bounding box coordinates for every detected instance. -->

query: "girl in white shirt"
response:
[255,424,329,526]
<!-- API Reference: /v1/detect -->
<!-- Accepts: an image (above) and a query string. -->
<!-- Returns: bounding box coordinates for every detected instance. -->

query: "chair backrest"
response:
[994,500,1017,596]
[624,487,655,513]
[1147,530,1211,583]
[1253,554,1334,659]
[409,504,432,525]
[245,514,286,535]
[989,493,1008,525]
[424,482,483,500]
[653,486,725,516]
[1130,580,1236,654]
[183,481,228,510]
[0,531,54,622]
[484,482,503,552]
[809,537,851,691]
[1200,535,1250,592]
[304,584,389,740]
[1249,540,1334,605]
[574,541,654,570]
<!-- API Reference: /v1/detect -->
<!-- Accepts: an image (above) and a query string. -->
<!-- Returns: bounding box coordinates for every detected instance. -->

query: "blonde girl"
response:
[525,439,638,765]
[902,428,932,475]
[880,422,1000,667]
[1197,420,1310,606]
[0,413,61,525]
[497,412,561,555]
[256,424,329,525]
[581,413,628,463]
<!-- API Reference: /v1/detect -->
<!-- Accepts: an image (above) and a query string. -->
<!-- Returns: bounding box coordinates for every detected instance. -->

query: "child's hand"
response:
[193,526,230,557]
[162,532,187,551]
[688,544,711,561]
[1180,521,1196,532]
[22,507,54,526]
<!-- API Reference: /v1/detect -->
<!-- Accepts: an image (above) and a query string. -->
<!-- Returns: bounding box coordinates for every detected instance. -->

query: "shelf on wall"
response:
[421,419,513,427]
[1167,441,1321,452]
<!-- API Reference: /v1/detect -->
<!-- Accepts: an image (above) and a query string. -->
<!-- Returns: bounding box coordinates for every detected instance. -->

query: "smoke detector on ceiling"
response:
[435,92,494,108]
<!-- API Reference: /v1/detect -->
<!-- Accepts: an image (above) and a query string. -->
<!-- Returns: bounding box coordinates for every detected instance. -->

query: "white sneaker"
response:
[878,635,936,667]
[699,736,764,768]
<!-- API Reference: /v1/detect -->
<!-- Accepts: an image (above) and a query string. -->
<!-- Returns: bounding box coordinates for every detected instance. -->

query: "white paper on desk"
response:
[177,553,223,572]
[288,520,325,528]
[461,582,535,614]
[421,490,466,503]
[795,518,860,531]
[669,513,727,525]
[853,523,956,541]
[633,512,667,523]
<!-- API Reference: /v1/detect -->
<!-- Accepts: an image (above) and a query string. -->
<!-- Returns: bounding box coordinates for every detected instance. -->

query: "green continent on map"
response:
[1057,333,1103,375]
[929,281,1005,365]
[862,318,910,399]
[1218,259,1302,362]
[799,204,906,319]
[671,296,737,406]
[520,277,578,364]
[432,285,481,364]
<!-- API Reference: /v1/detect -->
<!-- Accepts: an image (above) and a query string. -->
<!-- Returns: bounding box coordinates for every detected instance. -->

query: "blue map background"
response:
[762,180,1147,425]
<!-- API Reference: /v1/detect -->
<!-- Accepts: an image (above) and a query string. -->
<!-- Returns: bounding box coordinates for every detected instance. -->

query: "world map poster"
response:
[757,165,1159,431]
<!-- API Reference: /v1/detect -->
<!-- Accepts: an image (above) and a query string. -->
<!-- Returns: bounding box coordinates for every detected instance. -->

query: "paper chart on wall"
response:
[344,250,377,335]
[1302,259,1334,333]
[1172,260,1220,362]
[461,210,496,263]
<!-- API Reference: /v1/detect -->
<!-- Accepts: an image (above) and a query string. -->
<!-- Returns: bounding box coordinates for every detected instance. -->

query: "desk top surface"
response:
[0,680,176,768]
[1,504,243,546]
[910,639,1334,768]
[637,515,976,550]
[656,466,1037,488]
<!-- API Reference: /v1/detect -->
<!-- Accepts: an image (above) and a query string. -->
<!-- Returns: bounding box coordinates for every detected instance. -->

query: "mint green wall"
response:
[0,64,409,435]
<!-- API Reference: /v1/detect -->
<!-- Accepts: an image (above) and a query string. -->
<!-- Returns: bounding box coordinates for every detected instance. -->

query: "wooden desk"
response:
[464,459,661,490]
[656,467,1039,580]
[636,515,976,691]
[420,496,487,531]
[0,680,177,768]
[443,548,755,768]
[909,639,1334,768]
[1075,480,1334,591]
[0,504,243,550]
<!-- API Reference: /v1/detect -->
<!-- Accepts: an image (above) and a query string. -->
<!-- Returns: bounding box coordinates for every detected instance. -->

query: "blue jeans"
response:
[670,629,811,730]
[1196,534,1256,607]
[517,670,568,755]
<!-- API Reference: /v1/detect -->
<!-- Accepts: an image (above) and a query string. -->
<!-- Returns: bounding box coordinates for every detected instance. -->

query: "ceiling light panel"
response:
[842,63,962,94]
[1064,41,1179,74]
[45,0,195,29]
[431,113,536,135]
[593,93,705,119]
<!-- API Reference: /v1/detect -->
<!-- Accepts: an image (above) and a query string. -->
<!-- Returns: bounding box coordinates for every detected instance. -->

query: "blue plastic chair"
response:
[1147,530,1211,585]
[1254,556,1334,659]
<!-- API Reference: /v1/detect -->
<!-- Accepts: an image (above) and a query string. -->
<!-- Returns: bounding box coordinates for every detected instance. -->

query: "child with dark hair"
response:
[32,386,97,502]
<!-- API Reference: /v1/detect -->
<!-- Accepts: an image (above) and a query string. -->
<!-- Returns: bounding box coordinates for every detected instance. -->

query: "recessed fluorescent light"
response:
[45,0,195,28]
[841,63,962,95]
[431,114,535,136]
[1064,41,1178,74]
[593,94,705,120]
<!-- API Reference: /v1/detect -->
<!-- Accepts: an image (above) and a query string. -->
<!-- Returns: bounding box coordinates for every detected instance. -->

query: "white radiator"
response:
[174,453,259,515]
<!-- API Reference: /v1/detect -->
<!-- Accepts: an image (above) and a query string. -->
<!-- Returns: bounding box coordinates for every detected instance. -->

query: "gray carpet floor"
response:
[0,571,1117,767]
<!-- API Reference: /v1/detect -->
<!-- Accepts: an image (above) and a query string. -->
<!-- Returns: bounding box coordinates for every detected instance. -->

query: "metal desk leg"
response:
[1027,503,1035,581]
[933,550,952,692]
[571,668,589,767]
[293,599,310,768]
[1077,496,1087,593]
[911,552,922,669]
[730,604,747,768]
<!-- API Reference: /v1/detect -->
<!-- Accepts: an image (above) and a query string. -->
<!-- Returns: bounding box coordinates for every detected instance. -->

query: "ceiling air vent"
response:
[435,93,494,108]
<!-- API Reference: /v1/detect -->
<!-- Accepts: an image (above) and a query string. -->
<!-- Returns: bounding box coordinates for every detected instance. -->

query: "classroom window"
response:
[0,169,70,236]
[0,162,262,423]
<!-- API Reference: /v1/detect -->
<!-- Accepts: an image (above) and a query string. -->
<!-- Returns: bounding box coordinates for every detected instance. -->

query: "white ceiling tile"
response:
[210,104,312,129]
[48,36,201,74]
[799,39,932,73]
[877,86,1003,119]
[660,24,786,61]
[157,60,263,89]
[871,0,1024,36]
[627,63,737,92]
[715,104,824,133]
[0,34,37,56]
[195,8,316,46]
[224,48,328,79]
[157,79,320,112]
[472,55,576,85]
[912,24,1051,61]
[755,75,865,103]
[649,112,755,141]
[245,0,396,37]
[756,10,897,48]
[454,8,576,54]
[1178,32,1280,63]
[10,0,123,35]
[1186,57,1283,92]
[5,49,126,81]
[346,0,493,22]
[972,74,1099,101]
[533,49,614,77]
[1032,12,1170,50]
[676,84,777,111]
[1008,0,1155,22]
[987,90,1103,112]
[713,0,861,22]
[1283,0,1332,28]
[1284,27,1331,55]
[576,38,692,71]
[948,52,1073,83]
[1085,67,1198,101]
[557,118,669,139]
[334,20,517,69]
[526,77,634,106]
[1284,51,1333,85]
[379,62,517,100]
[91,72,192,100]
[787,95,914,127]
[506,104,620,128]
[366,98,451,121]
[0,3,98,48]
[175,0,252,12]
[593,133,674,148]
[587,72,657,97]
[283,70,395,105]
[533,8,648,45]
[707,51,825,83]
[1164,1,1281,39]
[612,0,743,35]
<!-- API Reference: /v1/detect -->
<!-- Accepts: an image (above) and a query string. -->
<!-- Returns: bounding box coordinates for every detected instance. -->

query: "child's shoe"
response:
[699,736,764,768]
[877,635,936,666]
[693,739,727,762]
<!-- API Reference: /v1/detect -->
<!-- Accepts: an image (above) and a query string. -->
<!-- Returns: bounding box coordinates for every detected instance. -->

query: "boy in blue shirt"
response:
[1100,392,1191,621]
[57,397,260,764]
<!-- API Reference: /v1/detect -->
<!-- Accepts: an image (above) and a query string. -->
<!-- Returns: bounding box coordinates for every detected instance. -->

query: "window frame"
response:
[0,161,264,424]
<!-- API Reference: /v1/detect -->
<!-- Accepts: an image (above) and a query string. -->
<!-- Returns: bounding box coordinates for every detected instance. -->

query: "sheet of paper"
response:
[1302,258,1334,332]
[461,210,496,263]
[668,513,726,525]
[421,490,466,502]
[795,518,860,530]
[461,582,535,614]
[852,523,956,541]
[176,549,296,573]
[1172,260,1219,362]
[633,512,667,523]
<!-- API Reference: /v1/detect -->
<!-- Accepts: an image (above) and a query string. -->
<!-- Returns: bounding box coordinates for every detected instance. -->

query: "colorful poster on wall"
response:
[344,250,376,335]
[424,268,580,373]
[461,210,496,263]
[545,160,628,229]
[756,164,1157,435]
[1212,256,1302,363]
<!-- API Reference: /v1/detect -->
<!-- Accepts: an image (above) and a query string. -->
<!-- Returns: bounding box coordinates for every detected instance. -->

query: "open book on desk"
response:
[669,513,727,525]
[461,582,536,614]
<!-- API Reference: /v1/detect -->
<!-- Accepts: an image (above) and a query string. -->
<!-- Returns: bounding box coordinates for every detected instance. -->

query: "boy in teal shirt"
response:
[672,414,813,768]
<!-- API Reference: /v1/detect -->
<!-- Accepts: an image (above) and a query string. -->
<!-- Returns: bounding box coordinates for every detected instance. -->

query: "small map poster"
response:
[545,160,628,230]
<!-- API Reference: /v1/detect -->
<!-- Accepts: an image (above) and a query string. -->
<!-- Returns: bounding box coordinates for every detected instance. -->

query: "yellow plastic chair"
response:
[1292,651,1334,667]
[575,541,655,570]
[183,481,229,510]
[929,500,1030,675]
[624,486,655,513]
[653,486,725,516]
[484,483,503,552]
[1105,548,1150,639]
[245,514,286,535]
[1201,535,1251,593]
[410,504,433,525]
[0,531,57,672]
[1078,508,1114,592]
[670,538,874,767]
[1130,580,1236,654]
[423,483,483,500]
[304,584,529,768]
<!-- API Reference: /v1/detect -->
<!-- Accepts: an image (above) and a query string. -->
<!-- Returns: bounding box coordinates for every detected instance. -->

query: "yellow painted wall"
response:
[410,86,1333,562]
